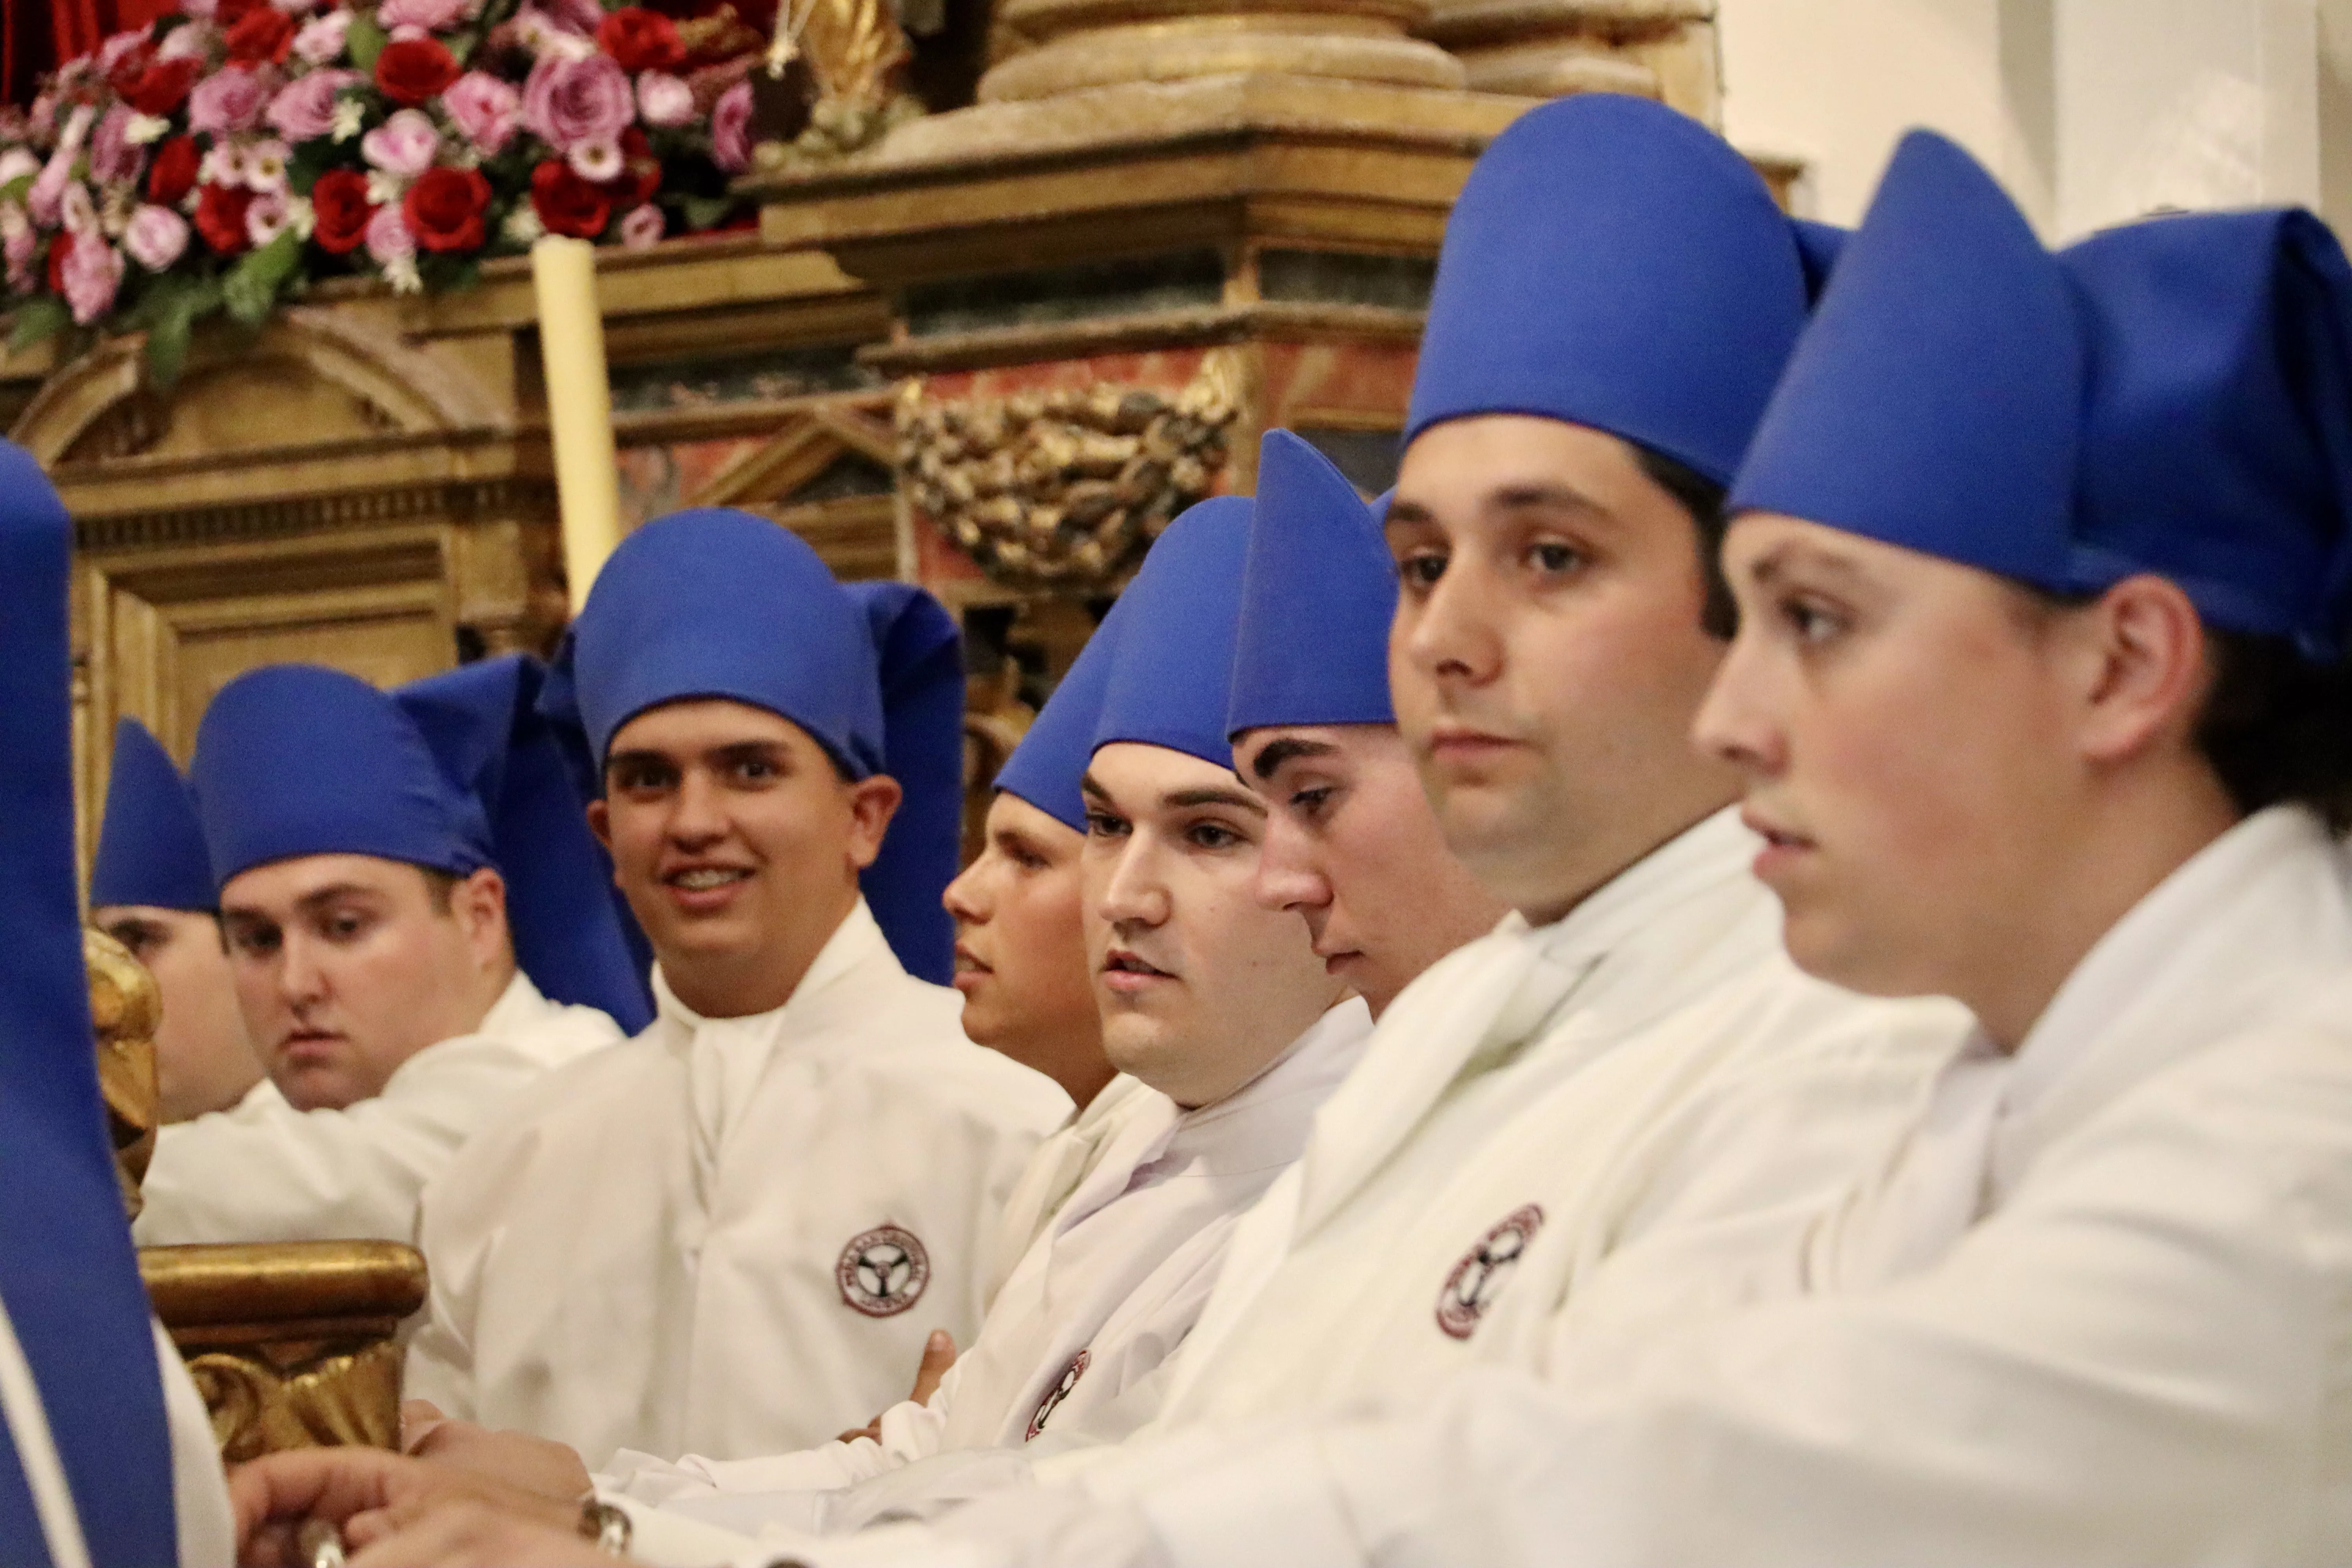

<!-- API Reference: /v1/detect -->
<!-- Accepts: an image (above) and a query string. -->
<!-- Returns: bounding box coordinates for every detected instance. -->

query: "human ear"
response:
[584,798,612,851]
[843,775,903,872]
[2074,574,2211,766]
[457,867,510,967]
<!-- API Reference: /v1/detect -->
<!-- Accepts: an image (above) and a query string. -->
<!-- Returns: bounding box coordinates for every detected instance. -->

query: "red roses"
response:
[530,160,610,238]
[374,38,461,107]
[113,55,199,116]
[147,137,199,207]
[403,167,491,252]
[310,169,375,255]
[597,9,686,73]
[194,184,254,255]
[223,6,295,66]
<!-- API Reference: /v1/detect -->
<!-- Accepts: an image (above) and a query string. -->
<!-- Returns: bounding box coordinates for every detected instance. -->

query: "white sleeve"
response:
[132,1040,555,1246]
[155,1321,232,1568]
[1073,1027,2352,1568]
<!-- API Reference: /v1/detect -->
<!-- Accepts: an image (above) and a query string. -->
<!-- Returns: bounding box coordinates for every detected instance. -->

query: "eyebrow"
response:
[1163,786,1268,815]
[1248,736,1340,782]
[222,882,379,924]
[1746,541,1872,589]
[1384,482,1613,533]
[1080,771,1109,802]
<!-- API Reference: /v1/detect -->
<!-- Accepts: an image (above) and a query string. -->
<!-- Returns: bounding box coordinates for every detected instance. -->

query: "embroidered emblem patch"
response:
[1025,1348,1091,1441]
[836,1225,931,1318]
[1434,1203,1545,1341]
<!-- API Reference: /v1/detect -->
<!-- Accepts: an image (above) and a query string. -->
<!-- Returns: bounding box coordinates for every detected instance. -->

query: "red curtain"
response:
[6,0,181,105]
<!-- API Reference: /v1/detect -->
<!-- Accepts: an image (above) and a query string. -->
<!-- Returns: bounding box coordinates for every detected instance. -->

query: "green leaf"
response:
[129,272,221,387]
[221,230,302,327]
[676,193,736,231]
[345,12,389,71]
[7,296,71,355]
[0,174,31,206]
[287,138,344,196]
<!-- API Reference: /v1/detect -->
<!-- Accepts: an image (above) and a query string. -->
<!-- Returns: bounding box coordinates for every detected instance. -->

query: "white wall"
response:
[1717,0,2333,241]
[1716,0,2053,227]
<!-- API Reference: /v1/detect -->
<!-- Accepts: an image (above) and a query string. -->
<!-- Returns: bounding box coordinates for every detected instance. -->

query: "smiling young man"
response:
[131,657,632,1247]
[399,509,1069,1474]
[87,716,265,1124]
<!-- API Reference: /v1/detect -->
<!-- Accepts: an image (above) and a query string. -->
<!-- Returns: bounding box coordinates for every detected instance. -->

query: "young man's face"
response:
[588,698,899,1019]
[219,855,511,1111]
[1695,512,2096,1011]
[943,792,1109,1107]
[1082,742,1348,1109]
[1388,414,1743,924]
[1233,723,1505,1018]
[93,904,263,1123]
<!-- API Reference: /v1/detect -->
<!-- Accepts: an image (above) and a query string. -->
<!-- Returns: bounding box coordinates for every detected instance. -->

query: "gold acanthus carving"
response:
[898,348,1242,586]
[187,1339,405,1462]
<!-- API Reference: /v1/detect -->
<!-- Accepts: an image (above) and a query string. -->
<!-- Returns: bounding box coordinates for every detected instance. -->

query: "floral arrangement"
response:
[0,0,770,383]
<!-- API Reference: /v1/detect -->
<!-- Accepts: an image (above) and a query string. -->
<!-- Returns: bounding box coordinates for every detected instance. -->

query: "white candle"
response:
[530,236,624,615]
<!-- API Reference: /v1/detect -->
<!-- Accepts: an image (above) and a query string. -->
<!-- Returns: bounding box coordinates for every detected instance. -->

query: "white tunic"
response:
[604,1000,1372,1540]
[978,1075,1163,1314]
[131,973,621,1247]
[937,804,2352,1568]
[625,809,1968,1568]
[403,900,1070,1469]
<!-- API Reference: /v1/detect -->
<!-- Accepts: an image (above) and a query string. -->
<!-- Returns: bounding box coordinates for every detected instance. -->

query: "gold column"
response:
[1418,0,1720,124]
[979,0,1468,103]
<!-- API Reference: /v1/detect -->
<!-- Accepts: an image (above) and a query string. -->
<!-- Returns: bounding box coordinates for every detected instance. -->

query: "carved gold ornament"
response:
[898,349,1243,586]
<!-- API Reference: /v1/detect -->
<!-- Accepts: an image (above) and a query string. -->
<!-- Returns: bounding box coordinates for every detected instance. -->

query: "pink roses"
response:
[521,52,631,152]
[442,72,521,155]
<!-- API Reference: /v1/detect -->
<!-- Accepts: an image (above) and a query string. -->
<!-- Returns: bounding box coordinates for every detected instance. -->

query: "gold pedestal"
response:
[142,1242,428,1462]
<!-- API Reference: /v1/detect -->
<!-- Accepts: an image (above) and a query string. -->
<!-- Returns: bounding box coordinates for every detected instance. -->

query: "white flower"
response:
[286,194,316,241]
[124,113,171,147]
[245,139,292,193]
[385,254,423,294]
[58,181,98,235]
[566,136,621,183]
[99,185,134,238]
[245,191,291,247]
[364,169,408,206]
[331,98,365,143]
[201,142,249,187]
[501,203,545,244]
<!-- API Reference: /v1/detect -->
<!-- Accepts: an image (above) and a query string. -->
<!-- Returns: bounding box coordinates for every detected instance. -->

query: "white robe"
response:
[131,973,621,1247]
[604,1001,1372,1545]
[977,1076,1163,1314]
[631,809,1968,1568]
[403,900,1070,1469]
[886,804,2352,1568]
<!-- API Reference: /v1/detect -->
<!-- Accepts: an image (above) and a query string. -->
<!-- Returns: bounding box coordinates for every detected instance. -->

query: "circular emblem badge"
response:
[1434,1203,1545,1341]
[1025,1348,1090,1441]
[836,1225,931,1318]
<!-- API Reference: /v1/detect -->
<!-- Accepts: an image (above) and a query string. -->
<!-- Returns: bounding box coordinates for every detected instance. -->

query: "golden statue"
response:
[757,0,925,166]
[86,928,161,1220]
[90,929,428,1461]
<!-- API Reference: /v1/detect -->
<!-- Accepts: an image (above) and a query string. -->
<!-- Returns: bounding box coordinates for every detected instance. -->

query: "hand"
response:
[402,1399,593,1501]
[348,1504,619,1567]
[232,1447,575,1568]
[837,1329,958,1443]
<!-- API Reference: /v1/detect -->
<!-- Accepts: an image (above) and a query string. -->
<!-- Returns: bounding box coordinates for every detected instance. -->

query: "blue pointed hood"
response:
[1227,430,1396,737]
[89,718,214,913]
